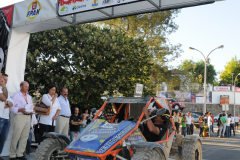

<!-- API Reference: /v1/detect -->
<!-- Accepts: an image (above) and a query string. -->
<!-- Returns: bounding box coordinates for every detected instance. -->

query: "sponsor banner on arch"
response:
[13,0,57,28]
[58,0,139,16]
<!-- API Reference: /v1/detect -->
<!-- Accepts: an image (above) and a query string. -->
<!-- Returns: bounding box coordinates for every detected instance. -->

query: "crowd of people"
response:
[172,110,240,139]
[0,74,93,160]
[172,112,194,137]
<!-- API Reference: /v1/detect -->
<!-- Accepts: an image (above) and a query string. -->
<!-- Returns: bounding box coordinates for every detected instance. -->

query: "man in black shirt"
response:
[142,107,168,142]
[70,107,83,141]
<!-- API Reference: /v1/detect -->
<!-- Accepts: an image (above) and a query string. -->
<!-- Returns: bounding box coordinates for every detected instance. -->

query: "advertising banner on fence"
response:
[214,86,231,91]
[159,91,212,103]
[235,87,240,92]
[0,5,13,72]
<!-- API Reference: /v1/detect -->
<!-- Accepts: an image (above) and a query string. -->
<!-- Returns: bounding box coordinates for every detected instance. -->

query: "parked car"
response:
[192,112,203,117]
[191,113,200,123]
[166,98,185,112]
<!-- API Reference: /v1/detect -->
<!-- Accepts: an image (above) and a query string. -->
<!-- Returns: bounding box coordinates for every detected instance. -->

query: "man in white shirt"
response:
[230,114,235,137]
[226,114,231,137]
[0,73,13,160]
[55,87,71,136]
[234,114,239,132]
[186,112,192,135]
[207,112,213,137]
[9,81,33,160]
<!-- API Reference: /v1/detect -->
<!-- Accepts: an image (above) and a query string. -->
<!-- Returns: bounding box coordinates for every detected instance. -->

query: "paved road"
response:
[198,123,240,160]
[3,123,240,160]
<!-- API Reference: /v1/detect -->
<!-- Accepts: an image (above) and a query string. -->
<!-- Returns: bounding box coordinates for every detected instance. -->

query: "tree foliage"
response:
[181,60,217,85]
[97,10,182,93]
[220,56,240,87]
[25,24,152,110]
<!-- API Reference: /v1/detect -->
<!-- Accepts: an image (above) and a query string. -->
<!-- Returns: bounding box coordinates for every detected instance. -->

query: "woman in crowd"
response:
[82,108,89,120]
[172,112,179,134]
[80,114,87,133]
[217,114,222,137]
[198,114,205,139]
[38,84,61,144]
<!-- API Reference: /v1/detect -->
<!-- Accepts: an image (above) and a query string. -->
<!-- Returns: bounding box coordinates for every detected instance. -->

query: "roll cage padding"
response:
[43,132,71,150]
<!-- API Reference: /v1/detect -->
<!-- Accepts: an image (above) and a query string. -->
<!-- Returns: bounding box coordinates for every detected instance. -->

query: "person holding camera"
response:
[38,84,61,144]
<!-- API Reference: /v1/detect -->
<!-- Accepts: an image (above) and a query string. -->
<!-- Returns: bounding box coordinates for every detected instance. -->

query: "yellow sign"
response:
[26,1,41,20]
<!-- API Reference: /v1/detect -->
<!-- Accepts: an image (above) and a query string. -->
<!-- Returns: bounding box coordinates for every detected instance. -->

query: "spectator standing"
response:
[70,107,82,141]
[207,112,213,137]
[190,113,194,135]
[38,84,61,144]
[235,114,239,132]
[226,114,231,137]
[178,113,181,134]
[217,114,222,137]
[204,112,208,126]
[186,112,192,135]
[80,114,87,133]
[81,108,89,120]
[10,81,33,160]
[198,114,205,139]
[55,87,71,136]
[0,74,13,159]
[181,114,187,137]
[172,112,179,134]
[230,114,235,137]
[219,113,227,138]
[211,113,214,132]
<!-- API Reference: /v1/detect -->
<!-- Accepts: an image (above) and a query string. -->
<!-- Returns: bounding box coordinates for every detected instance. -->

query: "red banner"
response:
[0,5,13,72]
[1,5,13,26]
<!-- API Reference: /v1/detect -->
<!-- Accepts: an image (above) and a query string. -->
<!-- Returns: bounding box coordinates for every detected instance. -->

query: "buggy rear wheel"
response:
[33,138,69,160]
[131,150,163,160]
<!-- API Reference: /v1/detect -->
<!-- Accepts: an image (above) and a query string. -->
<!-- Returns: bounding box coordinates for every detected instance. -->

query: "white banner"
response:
[13,0,57,28]
[58,0,139,16]
[214,86,230,91]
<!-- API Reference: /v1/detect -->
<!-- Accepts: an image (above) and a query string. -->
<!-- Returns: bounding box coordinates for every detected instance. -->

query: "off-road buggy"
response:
[34,97,202,160]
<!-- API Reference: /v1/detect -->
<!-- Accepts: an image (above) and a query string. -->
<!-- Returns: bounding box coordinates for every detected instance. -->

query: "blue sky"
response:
[168,0,240,80]
[1,0,238,80]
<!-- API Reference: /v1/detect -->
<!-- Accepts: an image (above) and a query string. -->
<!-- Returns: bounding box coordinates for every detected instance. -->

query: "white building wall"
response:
[212,91,240,104]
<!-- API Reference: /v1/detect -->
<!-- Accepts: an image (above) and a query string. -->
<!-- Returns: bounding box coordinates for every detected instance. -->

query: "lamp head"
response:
[189,47,195,50]
[218,45,224,49]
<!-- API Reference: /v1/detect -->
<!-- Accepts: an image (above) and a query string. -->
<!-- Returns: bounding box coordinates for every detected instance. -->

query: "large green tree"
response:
[179,60,217,92]
[220,56,240,87]
[25,24,152,110]
[97,10,182,93]
[181,60,217,85]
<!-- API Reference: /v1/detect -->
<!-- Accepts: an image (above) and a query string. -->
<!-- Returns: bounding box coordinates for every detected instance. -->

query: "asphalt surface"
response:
[2,123,240,160]
[199,123,240,160]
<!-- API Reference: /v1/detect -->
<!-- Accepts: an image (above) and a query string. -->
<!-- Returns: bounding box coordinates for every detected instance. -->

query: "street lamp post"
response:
[189,45,224,114]
[234,73,240,117]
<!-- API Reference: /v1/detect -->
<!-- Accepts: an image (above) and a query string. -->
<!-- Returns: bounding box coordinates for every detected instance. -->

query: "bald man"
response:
[9,81,33,160]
